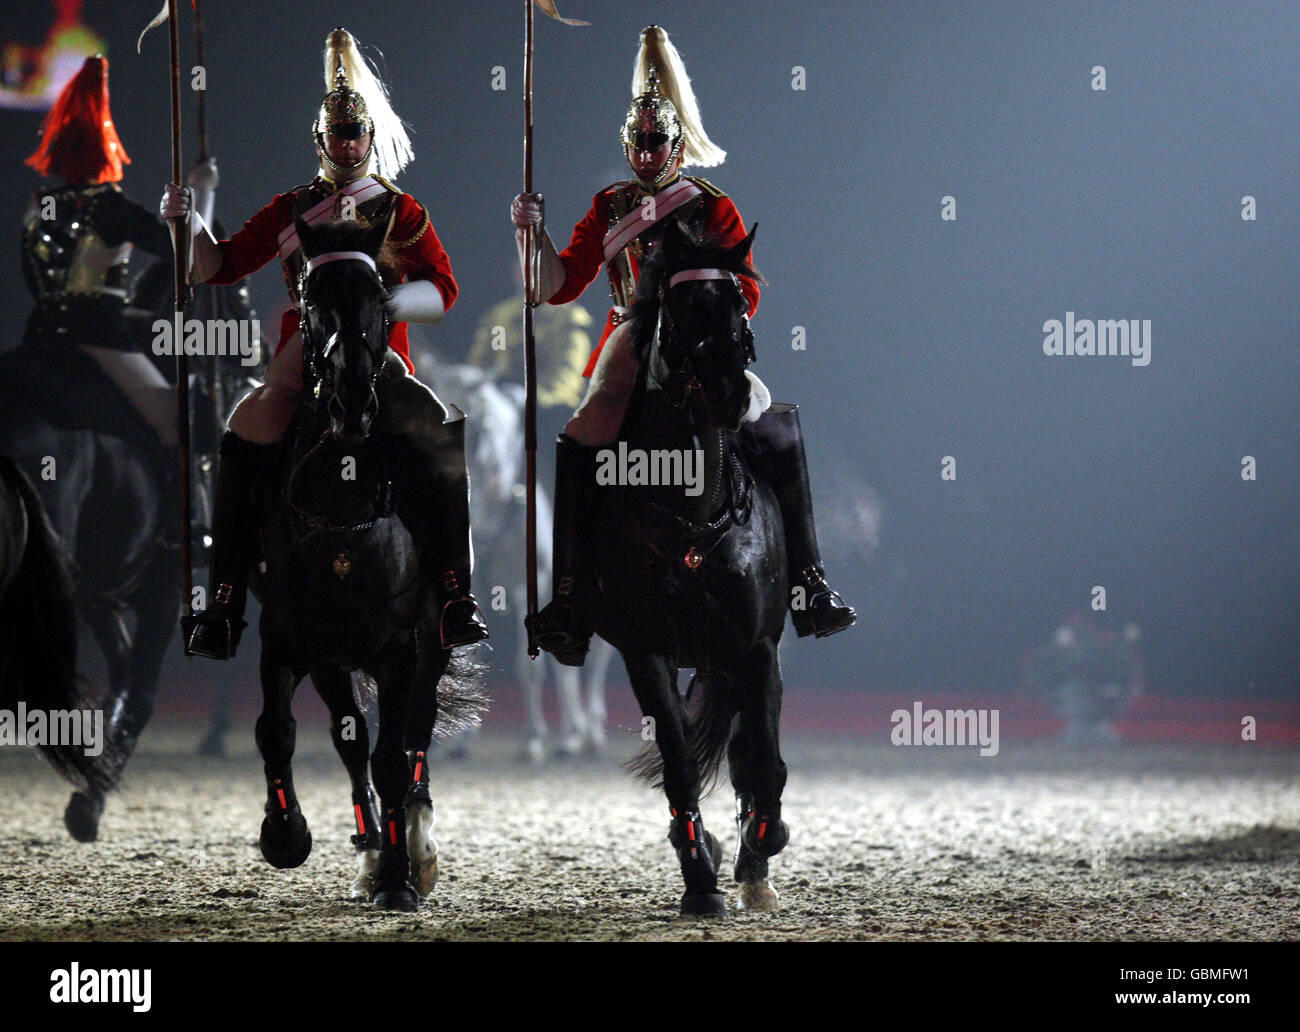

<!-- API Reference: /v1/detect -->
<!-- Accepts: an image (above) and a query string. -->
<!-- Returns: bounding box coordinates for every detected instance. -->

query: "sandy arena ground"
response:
[0,726,1297,941]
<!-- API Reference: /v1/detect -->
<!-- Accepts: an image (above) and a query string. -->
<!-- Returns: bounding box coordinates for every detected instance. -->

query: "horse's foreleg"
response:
[368,638,419,911]
[64,553,176,842]
[311,667,381,899]
[62,605,133,843]
[728,637,788,912]
[254,655,312,869]
[402,636,450,899]
[623,649,726,917]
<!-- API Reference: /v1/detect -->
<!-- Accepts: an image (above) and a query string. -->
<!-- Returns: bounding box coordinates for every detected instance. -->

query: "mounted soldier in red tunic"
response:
[512,25,855,664]
[165,28,488,659]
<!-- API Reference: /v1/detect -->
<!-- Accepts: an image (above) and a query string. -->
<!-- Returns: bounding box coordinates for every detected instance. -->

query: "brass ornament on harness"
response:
[333,551,353,579]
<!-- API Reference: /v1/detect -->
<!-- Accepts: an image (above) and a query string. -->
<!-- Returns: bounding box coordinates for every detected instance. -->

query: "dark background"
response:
[1,0,1296,698]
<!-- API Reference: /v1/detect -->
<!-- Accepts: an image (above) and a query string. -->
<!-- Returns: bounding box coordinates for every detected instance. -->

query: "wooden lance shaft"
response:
[522,0,540,657]
[166,0,194,619]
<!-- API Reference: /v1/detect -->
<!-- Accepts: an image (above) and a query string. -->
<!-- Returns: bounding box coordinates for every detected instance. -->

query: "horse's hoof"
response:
[350,847,381,900]
[680,891,728,917]
[406,802,439,898]
[517,738,546,765]
[196,732,227,759]
[64,790,104,843]
[373,886,420,912]
[259,814,312,869]
[738,879,780,912]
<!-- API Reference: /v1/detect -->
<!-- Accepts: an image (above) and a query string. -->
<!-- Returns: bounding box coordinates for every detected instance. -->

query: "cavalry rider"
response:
[511,25,855,663]
[20,55,177,457]
[164,27,488,659]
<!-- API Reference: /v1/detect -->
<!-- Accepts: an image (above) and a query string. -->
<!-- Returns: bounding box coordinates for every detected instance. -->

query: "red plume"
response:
[25,55,130,184]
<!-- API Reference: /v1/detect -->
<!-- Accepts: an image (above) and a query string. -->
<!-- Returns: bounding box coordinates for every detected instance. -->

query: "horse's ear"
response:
[729,222,758,266]
[662,215,691,262]
[294,214,316,258]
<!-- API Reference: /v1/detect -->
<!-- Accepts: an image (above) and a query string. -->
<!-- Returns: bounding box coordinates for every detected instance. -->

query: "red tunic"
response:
[207,185,457,373]
[550,180,760,376]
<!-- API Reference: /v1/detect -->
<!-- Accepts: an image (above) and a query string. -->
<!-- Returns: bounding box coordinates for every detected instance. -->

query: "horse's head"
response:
[632,218,761,431]
[295,214,391,444]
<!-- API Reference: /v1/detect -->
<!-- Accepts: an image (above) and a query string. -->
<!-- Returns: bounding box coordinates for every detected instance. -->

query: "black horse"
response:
[0,345,178,841]
[248,215,481,911]
[590,221,791,916]
[0,454,120,795]
[0,244,262,842]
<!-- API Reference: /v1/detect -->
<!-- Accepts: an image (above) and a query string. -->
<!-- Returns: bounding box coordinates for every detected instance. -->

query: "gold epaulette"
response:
[686,176,728,198]
[387,203,430,249]
[372,174,404,195]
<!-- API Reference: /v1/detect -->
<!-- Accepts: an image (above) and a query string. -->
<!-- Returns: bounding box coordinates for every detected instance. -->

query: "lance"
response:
[523,1,586,658]
[191,0,225,439]
[523,0,538,656]
[141,0,194,626]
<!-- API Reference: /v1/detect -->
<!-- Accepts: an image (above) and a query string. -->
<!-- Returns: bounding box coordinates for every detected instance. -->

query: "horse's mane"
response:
[627,220,763,363]
[304,218,398,286]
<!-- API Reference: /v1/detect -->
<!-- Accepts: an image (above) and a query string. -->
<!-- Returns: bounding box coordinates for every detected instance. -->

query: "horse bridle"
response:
[297,249,390,405]
[649,267,756,411]
[287,249,393,539]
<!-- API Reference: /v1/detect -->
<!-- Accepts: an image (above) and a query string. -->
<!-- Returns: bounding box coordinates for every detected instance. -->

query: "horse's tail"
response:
[627,670,738,797]
[433,647,490,737]
[0,457,115,794]
[349,645,490,738]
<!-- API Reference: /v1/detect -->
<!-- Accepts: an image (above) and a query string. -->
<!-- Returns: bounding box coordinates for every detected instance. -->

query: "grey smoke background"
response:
[0,0,1296,697]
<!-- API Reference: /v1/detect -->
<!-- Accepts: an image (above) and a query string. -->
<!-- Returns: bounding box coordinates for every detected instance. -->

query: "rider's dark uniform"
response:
[11,55,176,460]
[14,183,172,450]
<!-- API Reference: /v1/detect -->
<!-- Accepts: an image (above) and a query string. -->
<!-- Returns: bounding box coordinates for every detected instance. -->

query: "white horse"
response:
[415,351,611,761]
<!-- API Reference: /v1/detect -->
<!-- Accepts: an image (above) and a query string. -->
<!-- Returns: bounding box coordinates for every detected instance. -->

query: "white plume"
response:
[632,25,725,168]
[324,28,413,179]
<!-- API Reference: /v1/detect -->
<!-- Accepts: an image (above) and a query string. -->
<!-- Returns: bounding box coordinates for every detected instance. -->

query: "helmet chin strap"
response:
[628,137,684,189]
[316,138,373,183]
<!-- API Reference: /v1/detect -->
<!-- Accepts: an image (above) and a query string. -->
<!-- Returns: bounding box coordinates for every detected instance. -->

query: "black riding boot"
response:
[740,404,856,638]
[527,434,600,666]
[185,432,277,659]
[393,415,488,649]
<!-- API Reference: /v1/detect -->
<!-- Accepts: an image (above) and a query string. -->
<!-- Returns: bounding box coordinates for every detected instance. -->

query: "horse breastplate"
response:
[22,185,131,300]
[281,181,398,305]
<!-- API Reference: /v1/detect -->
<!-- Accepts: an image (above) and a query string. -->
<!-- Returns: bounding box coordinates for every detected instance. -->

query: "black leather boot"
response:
[740,403,856,638]
[185,432,277,659]
[392,413,488,649]
[527,434,599,666]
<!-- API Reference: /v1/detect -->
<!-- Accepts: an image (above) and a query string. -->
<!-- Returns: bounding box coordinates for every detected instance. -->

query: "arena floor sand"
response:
[0,727,1297,941]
